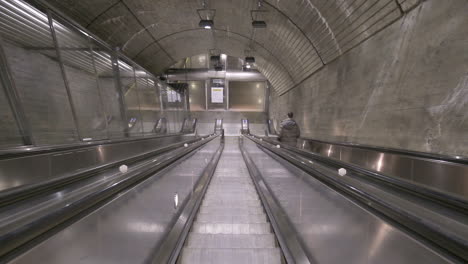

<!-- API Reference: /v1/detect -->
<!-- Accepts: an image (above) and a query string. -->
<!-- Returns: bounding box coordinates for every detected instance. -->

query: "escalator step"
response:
[185,234,276,248]
[196,213,267,224]
[191,223,272,235]
[179,248,282,264]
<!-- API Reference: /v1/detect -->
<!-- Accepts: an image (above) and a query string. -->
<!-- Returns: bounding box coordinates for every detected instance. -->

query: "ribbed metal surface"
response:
[43,0,418,95]
[179,138,282,264]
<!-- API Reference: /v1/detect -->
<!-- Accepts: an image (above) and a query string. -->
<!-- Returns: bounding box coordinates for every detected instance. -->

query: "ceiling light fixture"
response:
[251,1,267,28]
[199,19,214,29]
[245,56,255,63]
[243,64,253,71]
[197,0,216,30]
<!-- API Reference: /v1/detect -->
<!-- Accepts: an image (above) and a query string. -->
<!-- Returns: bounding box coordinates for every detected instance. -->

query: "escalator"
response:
[0,135,465,263]
[178,138,282,263]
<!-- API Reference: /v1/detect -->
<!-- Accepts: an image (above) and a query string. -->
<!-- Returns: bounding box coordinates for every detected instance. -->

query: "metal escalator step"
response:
[199,206,264,216]
[208,185,255,189]
[208,182,255,186]
[206,188,257,193]
[201,199,261,207]
[205,189,257,194]
[210,178,252,182]
[198,206,265,215]
[179,248,282,264]
[191,223,271,234]
[209,178,253,182]
[185,234,276,248]
[196,213,267,224]
[204,194,258,200]
[203,193,259,200]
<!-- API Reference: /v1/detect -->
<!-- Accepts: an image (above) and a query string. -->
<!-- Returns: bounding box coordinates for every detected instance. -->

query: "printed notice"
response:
[211,87,224,103]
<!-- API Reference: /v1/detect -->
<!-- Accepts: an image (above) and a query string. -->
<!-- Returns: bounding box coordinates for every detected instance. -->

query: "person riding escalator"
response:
[278,112,300,147]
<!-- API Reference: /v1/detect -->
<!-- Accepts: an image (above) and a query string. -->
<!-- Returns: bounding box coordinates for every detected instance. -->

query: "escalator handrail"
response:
[259,136,468,213]
[0,133,186,160]
[298,137,468,165]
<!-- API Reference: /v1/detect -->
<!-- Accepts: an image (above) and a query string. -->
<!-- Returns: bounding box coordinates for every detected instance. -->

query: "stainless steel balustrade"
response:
[242,135,461,264]
[256,132,468,202]
[239,137,310,264]
[0,135,463,263]
[297,138,468,201]
[0,137,219,263]
[0,134,200,192]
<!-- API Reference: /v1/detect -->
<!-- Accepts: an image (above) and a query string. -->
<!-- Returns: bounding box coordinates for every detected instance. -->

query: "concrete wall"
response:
[269,0,468,156]
[3,42,78,145]
[0,75,23,147]
[1,40,185,145]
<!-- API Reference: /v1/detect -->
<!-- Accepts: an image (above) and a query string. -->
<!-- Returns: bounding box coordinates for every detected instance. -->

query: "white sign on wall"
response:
[167,89,181,102]
[211,87,224,103]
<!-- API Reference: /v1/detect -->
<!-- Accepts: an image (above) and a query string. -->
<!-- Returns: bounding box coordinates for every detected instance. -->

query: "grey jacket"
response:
[279,118,300,146]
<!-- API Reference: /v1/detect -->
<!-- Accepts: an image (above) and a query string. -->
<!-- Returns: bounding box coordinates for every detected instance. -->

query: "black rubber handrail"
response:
[260,136,468,214]
[0,133,189,160]
[298,137,468,165]
[0,135,219,261]
[247,135,468,263]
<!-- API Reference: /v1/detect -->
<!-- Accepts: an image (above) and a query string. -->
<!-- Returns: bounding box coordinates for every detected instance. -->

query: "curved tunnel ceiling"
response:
[44,0,412,95]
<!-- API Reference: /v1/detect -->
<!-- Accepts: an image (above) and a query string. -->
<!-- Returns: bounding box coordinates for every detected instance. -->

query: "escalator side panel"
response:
[10,139,220,264]
[242,139,454,264]
[0,135,196,192]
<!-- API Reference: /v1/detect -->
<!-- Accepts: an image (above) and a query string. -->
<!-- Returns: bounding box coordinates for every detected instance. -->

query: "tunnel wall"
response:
[270,0,468,156]
[0,0,188,148]
[3,42,79,145]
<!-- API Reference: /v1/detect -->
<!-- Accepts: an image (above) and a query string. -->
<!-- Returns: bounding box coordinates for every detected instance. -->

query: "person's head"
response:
[287,112,294,118]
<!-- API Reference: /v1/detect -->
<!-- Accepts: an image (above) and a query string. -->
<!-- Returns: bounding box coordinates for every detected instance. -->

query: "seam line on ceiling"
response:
[394,0,405,14]
[85,0,176,64]
[120,1,176,64]
[263,0,326,65]
[85,0,121,28]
